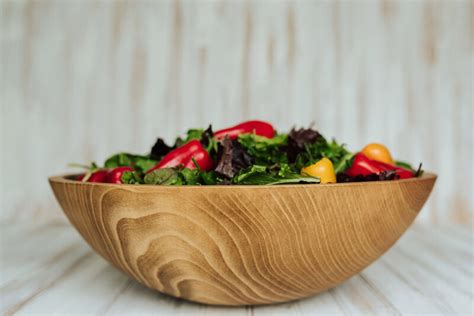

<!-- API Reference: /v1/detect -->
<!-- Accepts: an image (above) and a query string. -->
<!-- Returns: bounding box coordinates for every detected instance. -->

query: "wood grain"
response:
[1,1,472,225]
[48,174,436,305]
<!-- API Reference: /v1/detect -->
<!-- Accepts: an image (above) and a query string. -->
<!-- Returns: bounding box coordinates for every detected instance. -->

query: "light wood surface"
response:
[0,0,472,225]
[1,219,472,315]
[49,174,436,305]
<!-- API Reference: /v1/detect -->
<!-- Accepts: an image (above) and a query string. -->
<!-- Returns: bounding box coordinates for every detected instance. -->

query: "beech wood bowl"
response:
[49,173,436,306]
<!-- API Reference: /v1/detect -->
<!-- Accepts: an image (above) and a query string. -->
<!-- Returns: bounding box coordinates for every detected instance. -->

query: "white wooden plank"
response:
[409,226,473,268]
[102,281,206,316]
[102,279,254,316]
[323,276,399,316]
[1,222,129,315]
[0,223,92,312]
[13,255,129,315]
[201,305,251,316]
[254,301,302,316]
[394,234,473,295]
[359,264,442,315]
[291,291,346,315]
[0,222,79,286]
[403,227,473,274]
[0,0,472,224]
[436,223,473,242]
[416,225,474,250]
[380,248,472,315]
[1,248,92,314]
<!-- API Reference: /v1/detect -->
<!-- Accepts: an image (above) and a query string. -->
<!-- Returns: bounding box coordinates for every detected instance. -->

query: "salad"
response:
[74,120,422,185]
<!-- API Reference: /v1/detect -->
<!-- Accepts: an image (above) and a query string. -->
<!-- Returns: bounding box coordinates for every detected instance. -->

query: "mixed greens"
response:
[74,120,422,185]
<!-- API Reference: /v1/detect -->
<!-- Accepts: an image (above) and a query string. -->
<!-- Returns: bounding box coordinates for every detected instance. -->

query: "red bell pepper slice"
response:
[147,139,213,173]
[107,167,134,184]
[375,161,414,179]
[214,120,275,140]
[346,153,414,179]
[78,169,109,183]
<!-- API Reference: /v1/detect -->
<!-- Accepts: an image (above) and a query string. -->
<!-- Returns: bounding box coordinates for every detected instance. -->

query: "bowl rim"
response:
[49,172,437,189]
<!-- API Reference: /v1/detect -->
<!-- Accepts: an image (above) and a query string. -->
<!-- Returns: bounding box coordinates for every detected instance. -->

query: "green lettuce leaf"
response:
[179,168,200,185]
[175,129,204,147]
[121,171,143,184]
[144,168,183,185]
[104,153,157,173]
[295,138,352,173]
[238,134,288,165]
[233,164,319,185]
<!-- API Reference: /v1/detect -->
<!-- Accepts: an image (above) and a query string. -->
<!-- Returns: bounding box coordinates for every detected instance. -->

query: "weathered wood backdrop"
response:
[1,0,472,223]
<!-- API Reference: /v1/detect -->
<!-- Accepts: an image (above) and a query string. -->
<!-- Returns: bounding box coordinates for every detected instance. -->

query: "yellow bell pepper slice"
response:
[301,158,336,184]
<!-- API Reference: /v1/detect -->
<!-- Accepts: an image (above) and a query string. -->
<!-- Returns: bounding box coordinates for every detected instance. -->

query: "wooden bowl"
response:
[49,173,436,306]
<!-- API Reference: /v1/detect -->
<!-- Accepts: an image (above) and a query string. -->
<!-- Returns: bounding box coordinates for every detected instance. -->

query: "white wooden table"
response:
[1,220,472,315]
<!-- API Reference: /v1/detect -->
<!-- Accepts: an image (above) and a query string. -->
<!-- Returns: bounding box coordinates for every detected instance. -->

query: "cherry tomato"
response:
[361,143,395,165]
